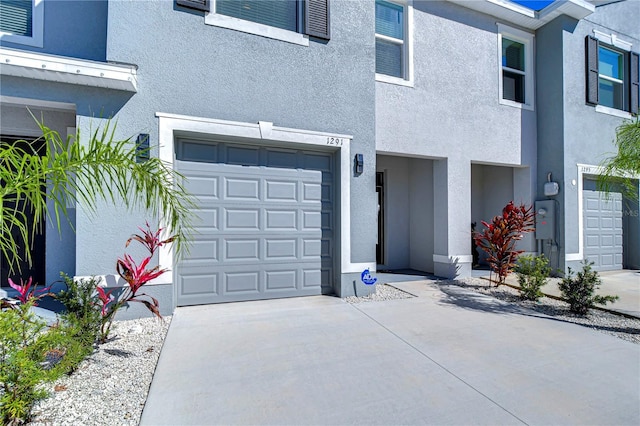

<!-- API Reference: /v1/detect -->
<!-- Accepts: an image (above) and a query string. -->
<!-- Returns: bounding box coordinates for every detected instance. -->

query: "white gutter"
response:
[0,48,137,92]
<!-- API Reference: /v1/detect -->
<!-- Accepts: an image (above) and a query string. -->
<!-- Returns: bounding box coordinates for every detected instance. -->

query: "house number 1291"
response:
[327,137,343,146]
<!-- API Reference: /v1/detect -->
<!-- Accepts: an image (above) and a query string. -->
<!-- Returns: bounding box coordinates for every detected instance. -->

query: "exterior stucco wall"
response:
[68,0,377,301]
[535,2,640,272]
[537,2,640,272]
[0,0,108,61]
[408,158,434,273]
[376,1,536,277]
[376,1,536,164]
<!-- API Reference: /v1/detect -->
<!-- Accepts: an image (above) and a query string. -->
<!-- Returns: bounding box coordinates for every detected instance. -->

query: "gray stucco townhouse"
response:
[1,0,638,318]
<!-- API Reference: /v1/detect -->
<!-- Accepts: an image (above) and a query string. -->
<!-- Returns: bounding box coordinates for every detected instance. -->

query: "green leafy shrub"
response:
[1,278,98,424]
[558,261,619,315]
[514,255,551,301]
[0,302,50,424]
[55,273,102,346]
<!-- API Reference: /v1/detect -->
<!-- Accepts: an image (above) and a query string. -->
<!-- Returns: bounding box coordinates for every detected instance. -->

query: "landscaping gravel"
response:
[24,277,639,425]
[347,277,639,345]
[446,277,640,345]
[344,283,415,303]
[28,316,171,426]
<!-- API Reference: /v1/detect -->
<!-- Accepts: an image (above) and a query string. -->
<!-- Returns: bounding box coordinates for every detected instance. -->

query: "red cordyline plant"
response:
[474,201,535,286]
[98,223,175,342]
[7,277,51,306]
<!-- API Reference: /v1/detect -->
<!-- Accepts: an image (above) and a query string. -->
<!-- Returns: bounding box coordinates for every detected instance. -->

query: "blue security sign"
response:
[361,269,377,285]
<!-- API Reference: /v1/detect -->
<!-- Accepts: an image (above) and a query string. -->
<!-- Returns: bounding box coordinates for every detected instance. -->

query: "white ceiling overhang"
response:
[445,0,596,30]
[0,48,137,92]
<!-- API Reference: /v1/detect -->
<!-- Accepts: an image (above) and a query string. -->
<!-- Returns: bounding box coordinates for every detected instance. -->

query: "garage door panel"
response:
[302,211,322,229]
[266,210,297,230]
[266,149,298,168]
[176,140,334,305]
[266,270,297,290]
[303,182,322,202]
[266,180,297,201]
[183,175,219,198]
[225,177,260,200]
[179,273,219,297]
[586,217,599,229]
[179,140,219,163]
[303,269,322,287]
[191,208,219,231]
[225,208,260,230]
[583,189,623,271]
[304,153,332,171]
[265,239,297,259]
[224,239,260,261]
[225,271,260,293]
[184,239,219,262]
[227,145,260,166]
[302,239,321,257]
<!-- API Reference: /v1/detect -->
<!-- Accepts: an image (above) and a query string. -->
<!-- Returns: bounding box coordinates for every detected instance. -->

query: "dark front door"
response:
[376,172,384,265]
[1,136,46,288]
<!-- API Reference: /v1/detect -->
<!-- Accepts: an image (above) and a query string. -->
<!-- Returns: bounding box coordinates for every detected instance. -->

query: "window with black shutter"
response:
[585,35,640,114]
[182,0,330,42]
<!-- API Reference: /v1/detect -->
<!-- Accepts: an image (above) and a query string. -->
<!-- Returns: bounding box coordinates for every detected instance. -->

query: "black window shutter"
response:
[305,0,330,40]
[585,35,599,105]
[177,0,210,12]
[630,52,639,115]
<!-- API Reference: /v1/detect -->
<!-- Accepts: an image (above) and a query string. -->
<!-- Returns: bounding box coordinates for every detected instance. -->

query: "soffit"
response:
[445,0,595,30]
[0,48,137,92]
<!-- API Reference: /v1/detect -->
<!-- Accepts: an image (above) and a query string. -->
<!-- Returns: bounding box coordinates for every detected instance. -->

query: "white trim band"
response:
[0,48,138,92]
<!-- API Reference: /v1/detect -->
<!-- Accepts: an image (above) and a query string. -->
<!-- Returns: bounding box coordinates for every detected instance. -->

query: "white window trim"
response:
[375,0,414,87]
[0,0,43,48]
[204,1,309,47]
[593,33,633,113]
[593,29,632,52]
[497,23,534,111]
[595,104,633,119]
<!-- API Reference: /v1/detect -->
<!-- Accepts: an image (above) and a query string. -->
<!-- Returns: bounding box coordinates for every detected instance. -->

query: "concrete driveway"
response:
[141,280,640,425]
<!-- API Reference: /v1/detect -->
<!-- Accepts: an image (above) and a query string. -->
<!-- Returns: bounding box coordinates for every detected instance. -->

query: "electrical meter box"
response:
[535,200,555,240]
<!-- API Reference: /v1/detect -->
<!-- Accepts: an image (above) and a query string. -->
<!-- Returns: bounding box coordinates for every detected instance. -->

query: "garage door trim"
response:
[155,113,376,299]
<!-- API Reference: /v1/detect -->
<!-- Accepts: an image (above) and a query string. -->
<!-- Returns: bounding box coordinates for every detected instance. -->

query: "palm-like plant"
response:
[598,116,640,199]
[0,118,194,275]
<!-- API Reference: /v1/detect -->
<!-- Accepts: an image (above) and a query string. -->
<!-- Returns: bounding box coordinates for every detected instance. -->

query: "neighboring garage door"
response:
[175,139,334,306]
[583,189,623,271]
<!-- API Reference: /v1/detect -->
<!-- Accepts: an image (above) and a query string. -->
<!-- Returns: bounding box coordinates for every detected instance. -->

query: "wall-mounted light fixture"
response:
[136,133,150,163]
[354,153,363,175]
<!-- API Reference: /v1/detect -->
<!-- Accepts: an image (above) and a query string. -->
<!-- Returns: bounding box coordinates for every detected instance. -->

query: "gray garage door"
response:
[175,139,334,306]
[583,189,623,271]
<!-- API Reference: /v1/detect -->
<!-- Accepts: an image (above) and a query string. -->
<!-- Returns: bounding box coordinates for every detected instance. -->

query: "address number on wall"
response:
[326,137,344,146]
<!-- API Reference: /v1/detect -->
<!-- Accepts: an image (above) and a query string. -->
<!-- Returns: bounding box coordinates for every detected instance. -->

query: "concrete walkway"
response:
[141,281,640,425]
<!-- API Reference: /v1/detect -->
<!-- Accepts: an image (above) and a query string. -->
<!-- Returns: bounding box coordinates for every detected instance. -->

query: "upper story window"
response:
[497,24,534,110]
[598,46,625,110]
[375,0,413,86]
[586,32,639,116]
[0,0,43,48]
[176,0,329,46]
[216,0,297,32]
